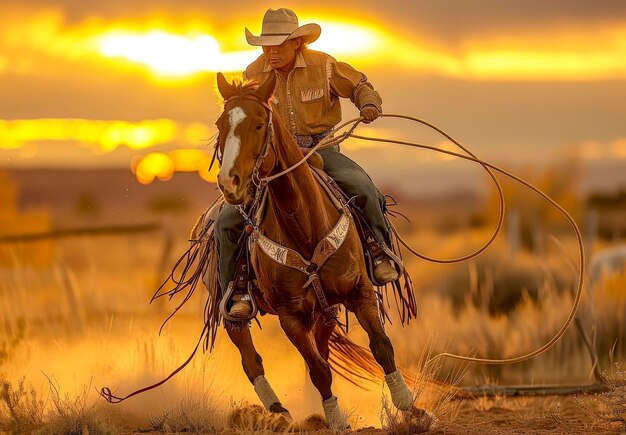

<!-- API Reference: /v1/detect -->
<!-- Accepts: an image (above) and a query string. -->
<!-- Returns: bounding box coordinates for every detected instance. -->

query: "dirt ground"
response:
[428,392,626,435]
[149,386,625,435]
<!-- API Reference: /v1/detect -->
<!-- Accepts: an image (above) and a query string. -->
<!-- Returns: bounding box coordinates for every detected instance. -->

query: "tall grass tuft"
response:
[226,402,327,433]
[42,376,118,435]
[0,377,45,433]
[575,362,626,432]
[147,389,226,433]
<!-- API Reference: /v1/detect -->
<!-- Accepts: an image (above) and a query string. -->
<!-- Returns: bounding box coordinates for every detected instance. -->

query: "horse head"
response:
[215,72,277,205]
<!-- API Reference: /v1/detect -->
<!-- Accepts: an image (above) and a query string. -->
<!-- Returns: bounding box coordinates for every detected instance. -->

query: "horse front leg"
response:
[349,283,435,428]
[225,321,292,418]
[278,313,349,430]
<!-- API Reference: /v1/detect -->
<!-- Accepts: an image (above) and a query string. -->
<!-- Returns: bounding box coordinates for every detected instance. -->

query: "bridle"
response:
[212,95,275,191]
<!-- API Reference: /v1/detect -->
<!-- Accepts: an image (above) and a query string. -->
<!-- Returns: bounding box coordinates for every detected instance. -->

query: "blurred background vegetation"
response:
[0,155,625,431]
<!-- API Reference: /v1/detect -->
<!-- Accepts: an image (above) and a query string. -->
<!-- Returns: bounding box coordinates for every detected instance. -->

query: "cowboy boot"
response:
[373,254,399,284]
[228,292,253,319]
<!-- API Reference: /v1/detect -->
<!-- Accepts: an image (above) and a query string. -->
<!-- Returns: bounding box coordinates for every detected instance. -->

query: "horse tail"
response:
[328,328,463,399]
[327,327,417,388]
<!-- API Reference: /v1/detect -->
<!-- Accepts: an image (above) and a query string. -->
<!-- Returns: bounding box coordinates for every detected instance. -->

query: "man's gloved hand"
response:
[360,104,381,123]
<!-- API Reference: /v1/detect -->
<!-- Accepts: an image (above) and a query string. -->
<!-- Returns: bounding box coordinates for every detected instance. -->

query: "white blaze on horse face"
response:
[219,106,246,191]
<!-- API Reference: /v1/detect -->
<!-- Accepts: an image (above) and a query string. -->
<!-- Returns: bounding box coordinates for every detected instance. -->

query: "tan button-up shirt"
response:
[243,49,383,136]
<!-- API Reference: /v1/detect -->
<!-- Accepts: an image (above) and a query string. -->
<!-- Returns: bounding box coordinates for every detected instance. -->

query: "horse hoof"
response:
[328,421,351,431]
[403,406,436,433]
[269,402,293,421]
[326,418,351,431]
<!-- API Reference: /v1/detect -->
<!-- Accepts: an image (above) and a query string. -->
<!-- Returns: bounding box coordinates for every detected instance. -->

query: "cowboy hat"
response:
[245,8,321,46]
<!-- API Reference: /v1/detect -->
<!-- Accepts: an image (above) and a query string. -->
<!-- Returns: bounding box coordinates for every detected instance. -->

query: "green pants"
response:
[214,147,390,290]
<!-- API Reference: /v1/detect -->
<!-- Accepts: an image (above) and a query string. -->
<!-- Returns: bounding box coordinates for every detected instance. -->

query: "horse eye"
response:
[256,123,264,131]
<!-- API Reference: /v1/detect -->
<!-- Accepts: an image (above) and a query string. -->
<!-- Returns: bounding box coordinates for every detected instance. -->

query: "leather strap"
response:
[253,212,350,273]
[303,272,338,325]
[310,166,348,212]
[252,212,350,322]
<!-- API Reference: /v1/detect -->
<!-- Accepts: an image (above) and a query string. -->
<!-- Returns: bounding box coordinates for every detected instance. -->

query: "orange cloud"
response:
[459,25,626,80]
[384,23,626,80]
[0,118,212,153]
[0,10,101,75]
[2,7,626,81]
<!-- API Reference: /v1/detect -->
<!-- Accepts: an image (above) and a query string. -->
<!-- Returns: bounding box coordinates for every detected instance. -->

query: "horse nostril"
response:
[232,174,240,187]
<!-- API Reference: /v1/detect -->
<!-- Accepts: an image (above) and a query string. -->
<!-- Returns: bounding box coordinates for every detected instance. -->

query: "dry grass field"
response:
[1,169,625,434]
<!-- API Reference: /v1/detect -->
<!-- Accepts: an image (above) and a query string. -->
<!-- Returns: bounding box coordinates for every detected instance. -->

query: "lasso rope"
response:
[261,113,584,366]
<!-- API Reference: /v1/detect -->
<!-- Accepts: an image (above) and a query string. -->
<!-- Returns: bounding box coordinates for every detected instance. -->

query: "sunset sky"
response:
[1,0,625,194]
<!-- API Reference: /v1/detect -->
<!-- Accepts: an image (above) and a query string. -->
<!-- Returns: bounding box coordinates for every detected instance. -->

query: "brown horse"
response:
[215,72,430,429]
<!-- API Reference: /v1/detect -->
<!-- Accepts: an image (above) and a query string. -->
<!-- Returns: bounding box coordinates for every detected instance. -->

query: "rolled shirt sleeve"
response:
[329,61,383,112]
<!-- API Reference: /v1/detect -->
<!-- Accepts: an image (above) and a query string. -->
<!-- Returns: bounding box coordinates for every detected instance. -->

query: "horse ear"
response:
[256,72,276,103]
[216,72,237,101]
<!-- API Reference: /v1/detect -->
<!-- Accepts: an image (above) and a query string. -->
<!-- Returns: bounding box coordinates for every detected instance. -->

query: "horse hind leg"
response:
[348,288,424,414]
[225,322,292,419]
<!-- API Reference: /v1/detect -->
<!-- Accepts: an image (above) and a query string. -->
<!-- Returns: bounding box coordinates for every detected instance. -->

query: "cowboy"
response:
[215,8,399,318]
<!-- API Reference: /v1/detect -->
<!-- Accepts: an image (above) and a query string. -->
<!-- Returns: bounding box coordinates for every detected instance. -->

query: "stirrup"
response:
[365,245,404,286]
[219,281,258,322]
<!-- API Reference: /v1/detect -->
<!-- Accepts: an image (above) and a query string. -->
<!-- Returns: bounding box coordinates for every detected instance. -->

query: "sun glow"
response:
[0,117,223,183]
[96,19,384,76]
[98,30,259,76]
[132,149,218,184]
[0,118,211,152]
[296,19,384,57]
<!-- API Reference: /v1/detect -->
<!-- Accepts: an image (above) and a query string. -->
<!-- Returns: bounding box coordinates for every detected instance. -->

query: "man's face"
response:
[262,39,300,70]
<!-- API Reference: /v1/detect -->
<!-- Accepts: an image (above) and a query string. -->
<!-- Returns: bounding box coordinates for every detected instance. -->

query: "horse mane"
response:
[222,79,260,102]
[269,106,306,167]
[263,102,331,228]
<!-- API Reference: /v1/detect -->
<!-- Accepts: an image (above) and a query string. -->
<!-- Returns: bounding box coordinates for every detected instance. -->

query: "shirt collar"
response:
[262,51,307,73]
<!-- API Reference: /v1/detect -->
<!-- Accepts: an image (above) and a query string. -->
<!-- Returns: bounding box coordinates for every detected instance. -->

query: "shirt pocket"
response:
[301,88,324,103]
[299,88,325,129]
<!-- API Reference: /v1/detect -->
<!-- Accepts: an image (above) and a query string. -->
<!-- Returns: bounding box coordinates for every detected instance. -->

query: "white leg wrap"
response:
[322,396,349,429]
[253,375,280,410]
[385,370,414,411]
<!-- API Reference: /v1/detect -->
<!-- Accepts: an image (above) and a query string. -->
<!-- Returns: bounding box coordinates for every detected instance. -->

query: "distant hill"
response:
[4,168,220,223]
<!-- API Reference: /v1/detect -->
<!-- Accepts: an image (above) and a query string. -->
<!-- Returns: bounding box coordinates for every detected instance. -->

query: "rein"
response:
[255,113,584,368]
